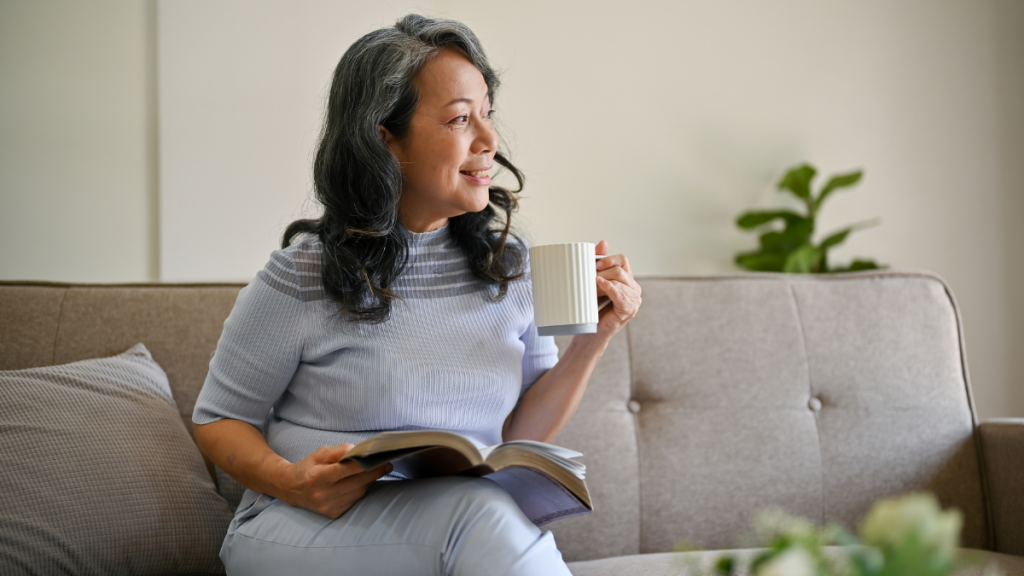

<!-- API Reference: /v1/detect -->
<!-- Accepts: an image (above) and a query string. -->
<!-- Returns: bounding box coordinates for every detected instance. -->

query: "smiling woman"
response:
[282,16,528,324]
[190,13,640,576]
[382,48,500,232]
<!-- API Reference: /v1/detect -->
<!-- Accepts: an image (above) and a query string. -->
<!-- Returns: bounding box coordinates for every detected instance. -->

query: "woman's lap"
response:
[221,476,572,576]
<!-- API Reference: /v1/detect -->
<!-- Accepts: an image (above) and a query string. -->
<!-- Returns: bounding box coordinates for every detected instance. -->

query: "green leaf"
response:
[780,218,814,248]
[736,251,786,272]
[817,218,880,255]
[829,259,884,273]
[814,170,863,211]
[736,210,806,229]
[778,164,817,199]
[759,231,787,252]
[715,556,735,575]
[783,243,822,273]
[848,259,882,271]
[818,227,853,252]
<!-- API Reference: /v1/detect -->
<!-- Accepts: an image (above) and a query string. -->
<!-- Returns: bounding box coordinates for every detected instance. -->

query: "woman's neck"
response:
[398,211,449,234]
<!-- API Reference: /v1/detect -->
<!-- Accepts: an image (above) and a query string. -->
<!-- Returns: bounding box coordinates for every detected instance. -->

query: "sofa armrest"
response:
[979,418,1024,555]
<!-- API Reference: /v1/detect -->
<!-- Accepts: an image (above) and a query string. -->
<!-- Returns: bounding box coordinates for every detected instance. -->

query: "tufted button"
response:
[627,400,642,414]
[808,397,822,412]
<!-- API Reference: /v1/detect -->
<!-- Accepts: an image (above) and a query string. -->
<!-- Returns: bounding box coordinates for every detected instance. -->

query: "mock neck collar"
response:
[404,223,450,246]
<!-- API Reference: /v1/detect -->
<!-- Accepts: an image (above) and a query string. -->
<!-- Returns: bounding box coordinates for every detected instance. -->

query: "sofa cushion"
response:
[0,343,233,575]
[566,548,1024,576]
[620,274,986,553]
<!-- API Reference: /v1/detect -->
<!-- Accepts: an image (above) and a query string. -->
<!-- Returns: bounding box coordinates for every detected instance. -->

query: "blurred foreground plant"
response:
[735,163,883,273]
[712,493,999,576]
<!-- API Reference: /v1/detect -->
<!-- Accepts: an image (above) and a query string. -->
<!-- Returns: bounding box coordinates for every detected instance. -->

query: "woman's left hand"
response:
[593,240,642,339]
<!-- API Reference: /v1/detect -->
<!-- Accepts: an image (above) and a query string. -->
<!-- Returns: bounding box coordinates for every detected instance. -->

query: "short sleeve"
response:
[517,238,559,397]
[519,320,559,398]
[192,249,308,430]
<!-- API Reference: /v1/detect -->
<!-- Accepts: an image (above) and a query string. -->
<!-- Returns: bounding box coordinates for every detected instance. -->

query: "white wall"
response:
[2,1,1021,419]
[0,0,158,282]
[158,0,424,282]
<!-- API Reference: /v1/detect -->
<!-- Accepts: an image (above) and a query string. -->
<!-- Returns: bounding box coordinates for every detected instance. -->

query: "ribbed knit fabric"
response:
[192,225,559,465]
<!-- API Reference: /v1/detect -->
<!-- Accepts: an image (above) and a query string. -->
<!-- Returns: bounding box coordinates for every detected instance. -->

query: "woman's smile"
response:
[460,167,492,185]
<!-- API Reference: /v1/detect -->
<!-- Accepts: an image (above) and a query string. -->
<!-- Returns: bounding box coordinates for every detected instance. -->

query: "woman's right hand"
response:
[194,420,391,520]
[272,443,393,519]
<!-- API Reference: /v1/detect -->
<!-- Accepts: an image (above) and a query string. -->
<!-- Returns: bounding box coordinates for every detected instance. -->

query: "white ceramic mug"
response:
[529,242,608,336]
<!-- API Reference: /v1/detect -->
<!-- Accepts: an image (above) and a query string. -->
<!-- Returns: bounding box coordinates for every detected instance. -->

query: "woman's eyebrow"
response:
[442,97,473,107]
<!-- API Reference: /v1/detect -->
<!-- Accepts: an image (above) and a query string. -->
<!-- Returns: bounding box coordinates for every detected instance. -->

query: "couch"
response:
[1,271,1022,575]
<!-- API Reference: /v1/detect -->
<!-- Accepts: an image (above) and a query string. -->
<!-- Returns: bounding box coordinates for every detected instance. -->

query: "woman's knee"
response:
[437,477,527,523]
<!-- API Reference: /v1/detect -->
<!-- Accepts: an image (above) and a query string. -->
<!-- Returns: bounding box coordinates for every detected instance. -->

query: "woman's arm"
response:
[194,419,390,519]
[503,240,642,443]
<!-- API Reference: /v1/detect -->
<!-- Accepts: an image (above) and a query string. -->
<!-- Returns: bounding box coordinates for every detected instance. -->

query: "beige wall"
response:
[1,1,1021,419]
[993,0,1024,420]
[0,0,158,282]
[441,0,1023,419]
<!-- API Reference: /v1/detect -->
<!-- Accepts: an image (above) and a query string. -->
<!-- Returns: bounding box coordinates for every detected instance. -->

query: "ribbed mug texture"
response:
[529,243,599,330]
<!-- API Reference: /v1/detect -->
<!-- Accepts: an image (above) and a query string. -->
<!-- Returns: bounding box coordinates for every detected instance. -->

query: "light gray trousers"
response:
[220,476,573,576]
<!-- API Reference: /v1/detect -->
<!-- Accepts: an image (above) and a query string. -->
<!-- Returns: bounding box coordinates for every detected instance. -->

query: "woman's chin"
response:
[463,191,492,213]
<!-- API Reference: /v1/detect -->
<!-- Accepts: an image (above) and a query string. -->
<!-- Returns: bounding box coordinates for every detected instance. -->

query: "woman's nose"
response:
[472,117,498,155]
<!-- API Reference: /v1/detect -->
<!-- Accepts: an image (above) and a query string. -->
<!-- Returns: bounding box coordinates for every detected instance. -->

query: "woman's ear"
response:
[379,125,396,149]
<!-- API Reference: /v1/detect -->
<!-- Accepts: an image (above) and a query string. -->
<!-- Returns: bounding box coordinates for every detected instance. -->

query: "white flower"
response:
[859,492,962,560]
[756,547,816,576]
[753,508,817,542]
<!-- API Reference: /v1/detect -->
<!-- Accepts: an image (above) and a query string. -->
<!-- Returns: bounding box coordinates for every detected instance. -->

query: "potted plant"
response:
[735,163,883,274]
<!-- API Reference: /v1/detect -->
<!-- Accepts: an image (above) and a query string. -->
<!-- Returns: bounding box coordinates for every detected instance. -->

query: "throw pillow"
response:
[0,343,234,575]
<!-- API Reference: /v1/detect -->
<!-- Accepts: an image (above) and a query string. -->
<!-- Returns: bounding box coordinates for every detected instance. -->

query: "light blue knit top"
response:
[192,225,559,465]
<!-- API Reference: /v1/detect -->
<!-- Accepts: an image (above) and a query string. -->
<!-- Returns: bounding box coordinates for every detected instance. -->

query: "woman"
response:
[192,14,642,576]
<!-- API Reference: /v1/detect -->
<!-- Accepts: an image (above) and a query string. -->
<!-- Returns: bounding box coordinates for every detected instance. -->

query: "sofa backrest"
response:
[0,272,990,562]
[546,272,989,561]
[0,282,241,435]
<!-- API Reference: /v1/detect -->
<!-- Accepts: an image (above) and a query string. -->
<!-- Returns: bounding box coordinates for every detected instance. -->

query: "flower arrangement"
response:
[704,493,1000,576]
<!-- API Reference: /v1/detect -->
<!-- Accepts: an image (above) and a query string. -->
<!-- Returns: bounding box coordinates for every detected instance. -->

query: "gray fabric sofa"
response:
[1,271,1022,575]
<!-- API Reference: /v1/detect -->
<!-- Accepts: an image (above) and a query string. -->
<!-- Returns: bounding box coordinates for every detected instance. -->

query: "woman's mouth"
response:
[460,169,491,184]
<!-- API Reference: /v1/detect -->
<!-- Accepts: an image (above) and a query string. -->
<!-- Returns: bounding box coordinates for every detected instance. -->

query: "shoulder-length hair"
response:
[282,14,526,323]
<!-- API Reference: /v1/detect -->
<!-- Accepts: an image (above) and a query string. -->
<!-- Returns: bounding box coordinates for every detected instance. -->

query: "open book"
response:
[341,430,592,526]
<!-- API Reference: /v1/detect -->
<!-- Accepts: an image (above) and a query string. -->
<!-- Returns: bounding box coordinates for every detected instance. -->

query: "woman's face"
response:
[382,47,499,233]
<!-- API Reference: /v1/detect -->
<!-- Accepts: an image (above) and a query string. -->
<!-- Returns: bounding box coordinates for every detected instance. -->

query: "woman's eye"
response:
[450,115,468,124]
[485,109,495,119]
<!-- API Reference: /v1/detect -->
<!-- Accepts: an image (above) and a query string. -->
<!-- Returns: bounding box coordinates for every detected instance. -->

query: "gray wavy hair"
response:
[283,14,527,323]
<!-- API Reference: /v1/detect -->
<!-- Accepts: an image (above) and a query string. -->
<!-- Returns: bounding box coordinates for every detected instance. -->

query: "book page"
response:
[482,442,586,480]
[484,467,591,527]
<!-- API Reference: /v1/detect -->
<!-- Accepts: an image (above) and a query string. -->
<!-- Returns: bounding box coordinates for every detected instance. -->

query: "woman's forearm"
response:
[194,419,389,517]
[193,419,292,499]
[503,332,611,443]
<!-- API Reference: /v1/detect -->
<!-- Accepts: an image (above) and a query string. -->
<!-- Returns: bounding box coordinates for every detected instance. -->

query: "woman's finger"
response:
[598,277,640,316]
[595,254,635,278]
[597,265,631,285]
[597,277,627,307]
[596,253,624,272]
[597,265,641,296]
[335,463,392,489]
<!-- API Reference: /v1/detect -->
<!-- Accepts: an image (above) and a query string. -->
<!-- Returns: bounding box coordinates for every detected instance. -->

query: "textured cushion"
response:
[629,274,985,552]
[0,343,234,575]
[550,272,988,561]
[0,283,244,436]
